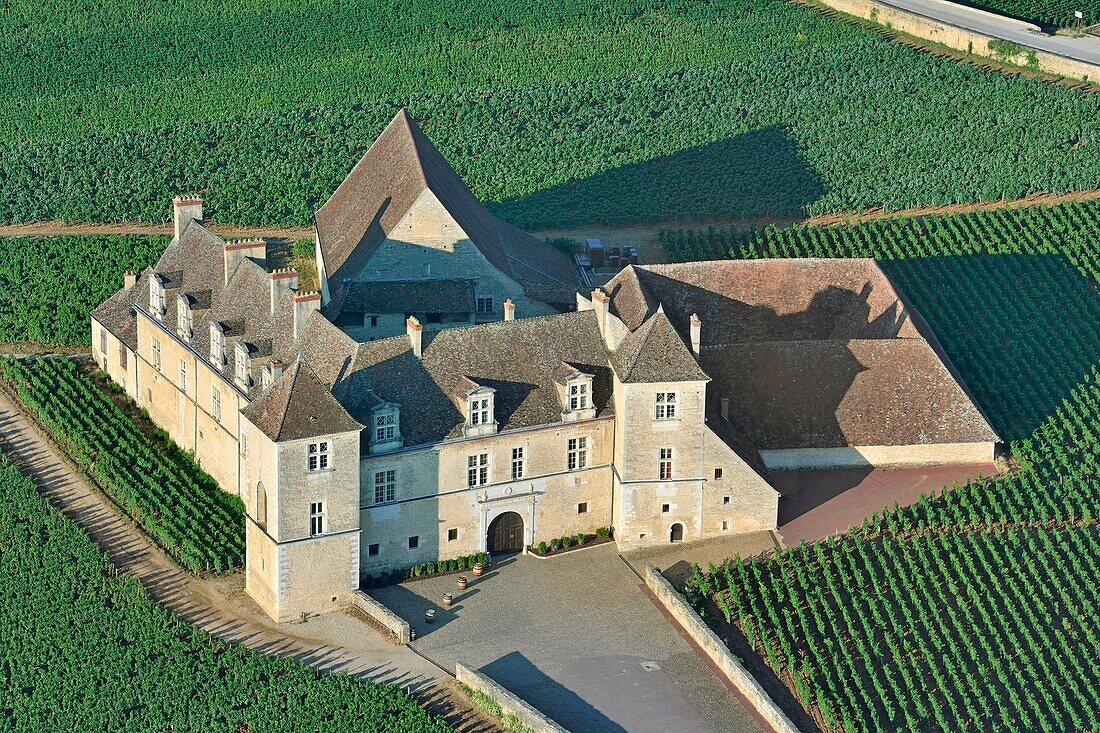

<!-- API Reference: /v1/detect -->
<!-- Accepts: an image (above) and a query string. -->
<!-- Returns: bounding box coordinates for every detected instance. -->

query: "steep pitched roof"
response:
[604,265,659,331]
[327,278,476,317]
[315,109,512,282]
[494,217,582,305]
[241,358,362,442]
[610,309,709,384]
[91,273,144,351]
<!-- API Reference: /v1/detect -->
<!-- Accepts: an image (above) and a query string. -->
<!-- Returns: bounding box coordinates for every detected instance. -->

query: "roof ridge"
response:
[271,359,303,442]
[620,312,660,381]
[398,109,432,190]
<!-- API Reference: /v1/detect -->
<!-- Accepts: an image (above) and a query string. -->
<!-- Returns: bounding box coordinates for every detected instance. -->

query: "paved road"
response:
[0,390,496,733]
[880,0,1100,66]
[372,545,771,733]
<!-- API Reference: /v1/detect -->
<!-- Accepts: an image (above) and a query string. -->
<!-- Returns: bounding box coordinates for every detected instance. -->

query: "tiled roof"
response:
[315,109,512,283]
[495,217,582,305]
[328,278,475,316]
[702,339,999,448]
[332,311,612,447]
[605,260,920,344]
[610,309,708,384]
[91,274,143,351]
[241,358,362,442]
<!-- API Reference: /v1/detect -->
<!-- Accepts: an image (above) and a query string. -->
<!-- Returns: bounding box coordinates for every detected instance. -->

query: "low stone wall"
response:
[455,663,571,733]
[816,0,1099,79]
[643,565,801,733]
[760,441,996,470]
[352,591,411,644]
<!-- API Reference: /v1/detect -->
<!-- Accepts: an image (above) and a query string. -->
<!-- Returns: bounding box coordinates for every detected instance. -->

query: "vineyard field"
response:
[0,356,244,573]
[0,235,167,346]
[0,455,453,732]
[951,0,1099,27]
[661,200,1100,440]
[1,0,1100,229]
[673,201,1100,732]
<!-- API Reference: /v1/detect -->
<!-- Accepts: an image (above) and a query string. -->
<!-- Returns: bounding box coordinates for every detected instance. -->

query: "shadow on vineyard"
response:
[881,254,1100,441]
[488,126,826,229]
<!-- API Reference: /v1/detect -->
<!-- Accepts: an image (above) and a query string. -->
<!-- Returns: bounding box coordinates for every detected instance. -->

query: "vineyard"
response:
[671,201,1100,731]
[952,0,1099,27]
[0,455,453,732]
[1,0,1100,229]
[0,356,244,573]
[661,200,1100,440]
[0,235,166,345]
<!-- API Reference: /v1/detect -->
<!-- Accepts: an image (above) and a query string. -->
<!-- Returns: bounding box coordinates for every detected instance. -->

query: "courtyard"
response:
[370,544,769,733]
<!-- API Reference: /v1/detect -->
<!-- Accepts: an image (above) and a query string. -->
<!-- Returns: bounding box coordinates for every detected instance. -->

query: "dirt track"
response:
[3,188,1099,264]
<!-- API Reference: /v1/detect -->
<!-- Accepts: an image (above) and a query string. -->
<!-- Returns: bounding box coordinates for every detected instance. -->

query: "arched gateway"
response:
[487,511,525,553]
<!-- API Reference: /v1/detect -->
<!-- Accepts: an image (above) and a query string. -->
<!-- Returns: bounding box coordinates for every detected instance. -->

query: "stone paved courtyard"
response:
[370,544,768,733]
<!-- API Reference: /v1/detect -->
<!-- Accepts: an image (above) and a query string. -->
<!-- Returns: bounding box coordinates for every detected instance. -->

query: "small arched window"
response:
[256,481,268,529]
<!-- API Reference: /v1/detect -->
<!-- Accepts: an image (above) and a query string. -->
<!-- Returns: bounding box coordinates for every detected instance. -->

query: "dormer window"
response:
[462,383,497,437]
[149,276,165,319]
[234,343,250,387]
[261,366,273,391]
[557,365,596,422]
[369,403,403,454]
[209,323,226,368]
[177,297,193,341]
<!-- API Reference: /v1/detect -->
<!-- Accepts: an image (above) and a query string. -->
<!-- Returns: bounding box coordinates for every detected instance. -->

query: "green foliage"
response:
[533,528,612,555]
[1,1,1100,228]
[678,206,1100,733]
[0,455,453,732]
[955,0,1098,27]
[293,238,315,258]
[0,357,244,572]
[537,541,549,554]
[366,552,490,587]
[0,235,167,345]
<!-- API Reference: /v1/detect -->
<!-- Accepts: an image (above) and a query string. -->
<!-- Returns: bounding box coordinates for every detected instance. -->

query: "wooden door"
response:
[489,512,524,553]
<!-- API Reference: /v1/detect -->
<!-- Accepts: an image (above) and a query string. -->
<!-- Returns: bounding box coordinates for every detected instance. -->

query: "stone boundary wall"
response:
[352,590,411,644]
[816,0,1099,79]
[643,565,801,733]
[455,663,571,733]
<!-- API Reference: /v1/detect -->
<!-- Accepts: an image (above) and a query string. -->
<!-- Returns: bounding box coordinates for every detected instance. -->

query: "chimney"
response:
[269,268,299,315]
[591,288,609,334]
[223,239,268,285]
[689,313,702,359]
[503,299,515,321]
[720,397,730,422]
[172,195,203,240]
[123,270,137,290]
[293,291,321,338]
[406,316,423,358]
[270,359,284,382]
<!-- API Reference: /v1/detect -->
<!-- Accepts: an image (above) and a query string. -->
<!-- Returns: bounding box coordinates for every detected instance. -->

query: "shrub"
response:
[595,527,611,541]
[537,541,549,554]
[550,538,562,551]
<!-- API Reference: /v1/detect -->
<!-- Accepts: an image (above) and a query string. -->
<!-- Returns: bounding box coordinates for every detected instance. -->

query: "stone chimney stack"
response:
[406,316,423,358]
[292,291,321,338]
[591,288,609,334]
[270,359,284,383]
[689,313,702,359]
[223,239,268,285]
[123,270,137,290]
[269,268,299,315]
[720,397,730,422]
[173,195,203,241]
[503,299,515,321]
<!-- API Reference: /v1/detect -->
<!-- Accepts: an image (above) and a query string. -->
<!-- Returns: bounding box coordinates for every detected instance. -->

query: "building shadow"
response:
[489,126,826,229]
[480,651,626,733]
[881,253,1100,442]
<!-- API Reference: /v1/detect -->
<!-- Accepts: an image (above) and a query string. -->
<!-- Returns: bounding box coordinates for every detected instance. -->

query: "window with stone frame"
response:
[119,342,127,369]
[659,447,673,480]
[476,296,494,314]
[568,380,590,411]
[209,325,225,367]
[309,501,325,536]
[375,411,397,443]
[655,392,677,420]
[467,453,489,487]
[567,437,588,471]
[177,298,193,339]
[149,277,165,317]
[469,395,492,426]
[179,359,187,391]
[211,385,222,423]
[374,469,396,504]
[99,328,108,359]
[151,337,162,372]
[511,446,525,480]
[307,440,330,472]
